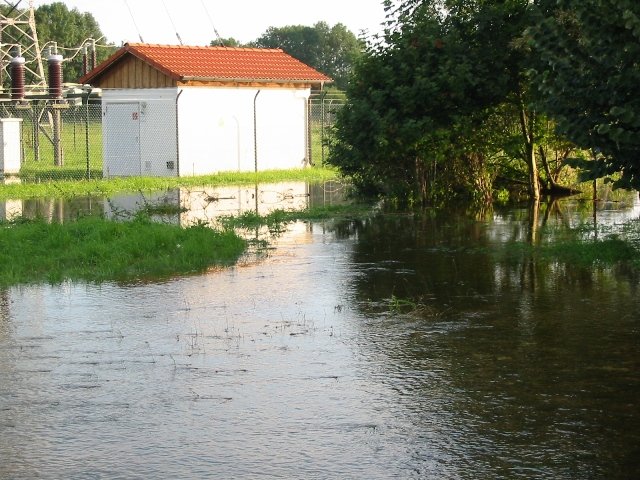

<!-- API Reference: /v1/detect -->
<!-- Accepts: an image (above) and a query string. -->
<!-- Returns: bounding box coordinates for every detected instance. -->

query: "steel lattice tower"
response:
[0,0,45,93]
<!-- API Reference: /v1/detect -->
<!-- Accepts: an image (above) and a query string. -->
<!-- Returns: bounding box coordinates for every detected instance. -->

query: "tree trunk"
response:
[539,146,582,195]
[464,152,493,205]
[517,92,540,202]
[525,140,540,201]
[539,146,557,190]
[415,155,429,206]
[528,197,540,245]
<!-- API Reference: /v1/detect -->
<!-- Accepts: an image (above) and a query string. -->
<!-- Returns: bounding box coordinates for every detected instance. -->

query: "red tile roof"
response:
[79,43,332,85]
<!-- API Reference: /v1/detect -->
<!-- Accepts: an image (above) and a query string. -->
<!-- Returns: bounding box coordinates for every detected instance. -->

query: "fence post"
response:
[85,94,90,179]
[33,105,40,163]
[52,108,63,167]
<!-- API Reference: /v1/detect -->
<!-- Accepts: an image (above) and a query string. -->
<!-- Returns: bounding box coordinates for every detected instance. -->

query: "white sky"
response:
[31,0,388,46]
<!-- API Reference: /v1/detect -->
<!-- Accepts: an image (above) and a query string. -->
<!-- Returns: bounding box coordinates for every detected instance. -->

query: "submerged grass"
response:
[0,167,340,201]
[538,236,640,268]
[218,204,373,231]
[0,215,246,286]
[498,223,640,270]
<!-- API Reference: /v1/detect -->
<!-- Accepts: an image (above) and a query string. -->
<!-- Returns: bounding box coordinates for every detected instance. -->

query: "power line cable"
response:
[40,36,106,62]
[123,0,144,43]
[200,0,224,46]
[161,0,183,45]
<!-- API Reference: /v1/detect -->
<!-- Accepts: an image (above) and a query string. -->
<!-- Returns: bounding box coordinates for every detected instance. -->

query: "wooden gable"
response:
[90,54,176,89]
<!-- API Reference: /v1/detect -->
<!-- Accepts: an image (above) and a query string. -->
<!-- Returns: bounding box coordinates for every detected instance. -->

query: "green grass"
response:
[0,202,371,287]
[1,197,636,287]
[20,116,103,181]
[0,167,341,200]
[0,214,246,286]
[496,226,640,270]
[0,165,346,287]
[218,204,370,230]
[538,236,640,268]
[0,205,370,287]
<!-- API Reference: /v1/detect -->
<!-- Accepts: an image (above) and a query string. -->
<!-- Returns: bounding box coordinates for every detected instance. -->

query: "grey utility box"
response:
[0,118,23,176]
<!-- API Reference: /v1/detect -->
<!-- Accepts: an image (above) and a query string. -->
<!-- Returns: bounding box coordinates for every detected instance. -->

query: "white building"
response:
[79,43,331,177]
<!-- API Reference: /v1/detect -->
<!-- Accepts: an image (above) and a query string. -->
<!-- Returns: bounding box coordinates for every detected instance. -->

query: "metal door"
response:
[103,102,141,176]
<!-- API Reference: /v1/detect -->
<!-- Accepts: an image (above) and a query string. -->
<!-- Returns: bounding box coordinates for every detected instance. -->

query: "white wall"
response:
[102,88,177,177]
[177,87,310,176]
[102,85,310,177]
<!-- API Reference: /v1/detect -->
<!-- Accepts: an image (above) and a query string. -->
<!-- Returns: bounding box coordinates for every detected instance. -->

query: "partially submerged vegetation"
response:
[539,236,640,269]
[0,203,374,287]
[0,167,340,201]
[0,168,359,286]
[218,204,372,231]
[1,166,638,288]
[0,214,246,286]
[225,202,640,273]
[497,221,640,271]
[1,196,639,287]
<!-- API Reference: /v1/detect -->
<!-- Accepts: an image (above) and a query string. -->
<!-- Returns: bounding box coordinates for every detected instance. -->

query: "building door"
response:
[103,102,141,176]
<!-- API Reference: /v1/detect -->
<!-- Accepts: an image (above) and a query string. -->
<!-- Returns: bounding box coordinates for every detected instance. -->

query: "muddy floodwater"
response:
[1,185,639,479]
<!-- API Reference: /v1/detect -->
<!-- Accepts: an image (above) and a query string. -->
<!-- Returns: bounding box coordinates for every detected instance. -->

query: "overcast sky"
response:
[31,0,388,47]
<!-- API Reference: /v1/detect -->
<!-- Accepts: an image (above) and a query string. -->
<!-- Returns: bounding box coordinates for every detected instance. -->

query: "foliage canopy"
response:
[328,0,640,203]
[329,0,535,204]
[528,0,640,190]
[252,22,364,90]
[35,2,115,83]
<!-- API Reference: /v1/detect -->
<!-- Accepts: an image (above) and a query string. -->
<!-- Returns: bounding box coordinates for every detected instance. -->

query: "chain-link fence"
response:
[0,93,344,183]
[1,102,102,182]
[309,92,345,167]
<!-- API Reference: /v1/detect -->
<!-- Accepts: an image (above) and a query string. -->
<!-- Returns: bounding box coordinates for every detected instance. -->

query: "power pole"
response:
[0,0,46,94]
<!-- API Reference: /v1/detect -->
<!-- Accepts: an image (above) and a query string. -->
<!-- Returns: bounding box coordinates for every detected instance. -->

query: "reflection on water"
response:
[0,181,347,225]
[343,201,640,478]
[105,183,315,226]
[1,192,639,478]
[0,198,21,220]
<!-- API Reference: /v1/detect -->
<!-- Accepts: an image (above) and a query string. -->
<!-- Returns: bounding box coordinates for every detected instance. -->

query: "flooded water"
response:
[0,181,348,225]
[1,187,639,479]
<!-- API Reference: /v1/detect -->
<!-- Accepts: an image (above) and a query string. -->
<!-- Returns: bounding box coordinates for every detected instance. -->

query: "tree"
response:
[35,2,113,83]
[253,22,363,89]
[529,0,640,190]
[328,0,538,204]
[210,37,245,47]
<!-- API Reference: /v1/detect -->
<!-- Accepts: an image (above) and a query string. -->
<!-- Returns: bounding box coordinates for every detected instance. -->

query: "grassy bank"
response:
[0,167,340,201]
[0,215,246,286]
[0,203,373,287]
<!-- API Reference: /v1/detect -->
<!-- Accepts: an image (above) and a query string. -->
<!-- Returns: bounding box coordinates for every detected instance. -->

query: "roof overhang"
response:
[180,76,331,85]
